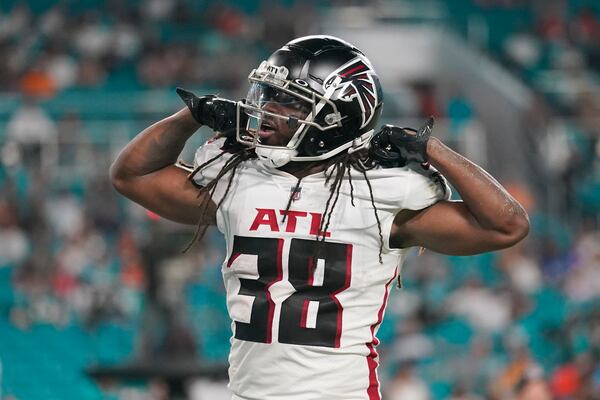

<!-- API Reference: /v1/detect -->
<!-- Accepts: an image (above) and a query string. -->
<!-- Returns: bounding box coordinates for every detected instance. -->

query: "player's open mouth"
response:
[258,122,276,139]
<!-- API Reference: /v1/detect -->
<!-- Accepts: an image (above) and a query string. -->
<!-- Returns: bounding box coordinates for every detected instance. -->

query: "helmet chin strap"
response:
[256,147,297,168]
[255,129,374,169]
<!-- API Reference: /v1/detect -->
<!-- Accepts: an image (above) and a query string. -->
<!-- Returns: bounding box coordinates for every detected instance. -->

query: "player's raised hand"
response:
[176,87,245,133]
[369,117,434,167]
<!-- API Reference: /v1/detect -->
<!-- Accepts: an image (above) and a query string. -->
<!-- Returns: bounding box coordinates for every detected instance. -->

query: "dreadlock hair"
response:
[183,136,385,264]
[316,150,384,264]
[182,144,256,252]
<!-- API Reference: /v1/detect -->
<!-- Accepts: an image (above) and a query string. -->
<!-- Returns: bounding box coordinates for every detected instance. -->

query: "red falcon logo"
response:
[323,57,379,129]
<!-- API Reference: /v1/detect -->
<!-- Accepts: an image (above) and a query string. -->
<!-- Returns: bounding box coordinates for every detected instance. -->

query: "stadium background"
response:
[0,0,599,399]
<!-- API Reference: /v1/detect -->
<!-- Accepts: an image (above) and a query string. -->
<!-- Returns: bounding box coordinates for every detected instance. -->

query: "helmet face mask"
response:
[245,83,313,120]
[236,35,383,168]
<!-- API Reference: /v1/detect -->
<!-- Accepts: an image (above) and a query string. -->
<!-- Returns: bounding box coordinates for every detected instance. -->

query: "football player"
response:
[110,35,529,400]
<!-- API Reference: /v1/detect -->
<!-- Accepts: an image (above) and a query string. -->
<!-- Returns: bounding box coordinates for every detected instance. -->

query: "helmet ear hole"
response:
[299,129,321,157]
[299,126,346,157]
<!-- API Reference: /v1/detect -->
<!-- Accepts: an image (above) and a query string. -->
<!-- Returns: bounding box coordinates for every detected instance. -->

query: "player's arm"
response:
[110,88,242,225]
[109,107,216,225]
[373,120,529,255]
[391,136,529,254]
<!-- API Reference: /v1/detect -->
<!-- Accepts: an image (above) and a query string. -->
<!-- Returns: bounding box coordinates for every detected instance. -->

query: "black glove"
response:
[369,117,434,167]
[176,87,245,133]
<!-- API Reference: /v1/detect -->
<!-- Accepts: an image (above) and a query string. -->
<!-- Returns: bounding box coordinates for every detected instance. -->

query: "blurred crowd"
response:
[378,220,600,399]
[483,0,600,219]
[0,149,144,329]
[0,1,599,400]
[0,0,318,96]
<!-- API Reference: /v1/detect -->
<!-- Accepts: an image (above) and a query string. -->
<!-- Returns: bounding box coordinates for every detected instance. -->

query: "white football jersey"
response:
[192,138,450,400]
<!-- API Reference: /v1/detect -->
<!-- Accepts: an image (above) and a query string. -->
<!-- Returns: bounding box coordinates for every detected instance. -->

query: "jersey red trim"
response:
[265,238,284,343]
[366,269,398,400]
[329,244,353,348]
[300,299,309,328]
[307,257,315,286]
[226,252,241,268]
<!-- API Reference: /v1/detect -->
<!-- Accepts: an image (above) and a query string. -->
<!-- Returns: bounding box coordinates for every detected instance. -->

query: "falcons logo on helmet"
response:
[323,57,378,129]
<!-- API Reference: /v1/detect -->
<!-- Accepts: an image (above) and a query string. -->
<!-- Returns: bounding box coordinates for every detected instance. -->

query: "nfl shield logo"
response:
[290,186,302,201]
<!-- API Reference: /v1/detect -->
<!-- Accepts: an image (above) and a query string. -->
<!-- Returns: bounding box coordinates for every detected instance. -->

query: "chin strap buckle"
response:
[348,129,374,154]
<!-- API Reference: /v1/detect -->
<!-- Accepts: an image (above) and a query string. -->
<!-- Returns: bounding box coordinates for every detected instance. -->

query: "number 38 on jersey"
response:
[226,235,352,348]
